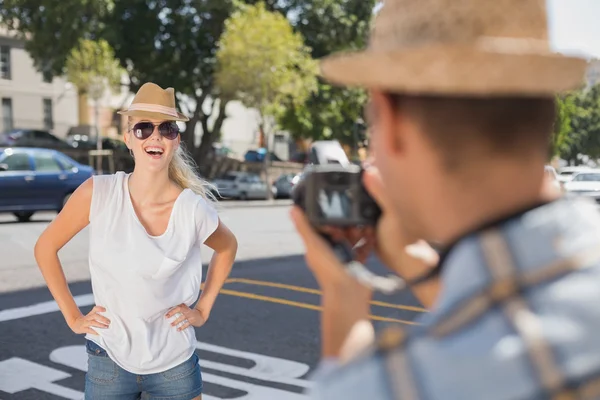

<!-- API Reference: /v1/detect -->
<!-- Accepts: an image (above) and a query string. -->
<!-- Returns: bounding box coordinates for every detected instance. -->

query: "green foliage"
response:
[0,0,113,79]
[553,84,600,164]
[65,39,123,98]
[215,2,318,122]
[278,0,377,144]
[552,94,577,158]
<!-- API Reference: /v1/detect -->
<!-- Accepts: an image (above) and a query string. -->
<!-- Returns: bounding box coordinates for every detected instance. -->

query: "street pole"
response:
[95,99,102,174]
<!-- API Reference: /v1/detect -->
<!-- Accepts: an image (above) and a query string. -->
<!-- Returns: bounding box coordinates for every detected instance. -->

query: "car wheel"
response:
[14,212,34,223]
[239,192,248,201]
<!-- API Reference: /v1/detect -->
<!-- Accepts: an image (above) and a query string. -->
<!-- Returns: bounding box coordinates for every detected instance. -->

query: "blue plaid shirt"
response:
[309,198,600,400]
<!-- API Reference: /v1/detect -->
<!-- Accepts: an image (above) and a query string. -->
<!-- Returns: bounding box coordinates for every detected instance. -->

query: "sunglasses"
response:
[131,121,180,140]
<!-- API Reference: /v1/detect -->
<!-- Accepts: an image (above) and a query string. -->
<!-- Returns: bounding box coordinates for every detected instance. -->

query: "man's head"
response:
[367,91,556,240]
[319,0,586,242]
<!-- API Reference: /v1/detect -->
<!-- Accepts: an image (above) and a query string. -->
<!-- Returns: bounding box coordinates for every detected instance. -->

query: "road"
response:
[0,204,424,400]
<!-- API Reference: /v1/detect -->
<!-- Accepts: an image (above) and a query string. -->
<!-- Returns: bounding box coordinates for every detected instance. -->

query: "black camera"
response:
[291,141,381,227]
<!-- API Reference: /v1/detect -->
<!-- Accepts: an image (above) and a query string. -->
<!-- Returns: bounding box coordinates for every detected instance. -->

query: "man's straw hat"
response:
[118,82,189,122]
[320,0,588,96]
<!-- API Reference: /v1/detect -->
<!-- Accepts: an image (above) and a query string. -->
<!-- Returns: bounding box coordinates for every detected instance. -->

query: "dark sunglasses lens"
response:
[159,122,180,140]
[132,122,154,139]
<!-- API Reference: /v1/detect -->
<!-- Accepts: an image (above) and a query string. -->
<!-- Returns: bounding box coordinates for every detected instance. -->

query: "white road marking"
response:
[1,297,312,399]
[0,294,94,322]
[0,358,83,399]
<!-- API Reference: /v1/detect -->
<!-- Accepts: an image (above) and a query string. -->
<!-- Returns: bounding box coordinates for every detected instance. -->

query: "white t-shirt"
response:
[85,171,219,374]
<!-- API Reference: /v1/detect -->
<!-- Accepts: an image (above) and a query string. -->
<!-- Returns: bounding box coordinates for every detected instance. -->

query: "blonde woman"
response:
[34,83,238,400]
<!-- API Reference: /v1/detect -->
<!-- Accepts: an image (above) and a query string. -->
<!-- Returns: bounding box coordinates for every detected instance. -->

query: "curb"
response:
[218,200,293,209]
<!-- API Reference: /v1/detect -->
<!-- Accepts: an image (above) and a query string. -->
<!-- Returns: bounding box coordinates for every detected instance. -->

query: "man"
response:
[291,0,600,399]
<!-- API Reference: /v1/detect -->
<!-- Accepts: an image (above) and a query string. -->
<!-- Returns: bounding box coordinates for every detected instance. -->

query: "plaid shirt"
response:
[309,198,600,400]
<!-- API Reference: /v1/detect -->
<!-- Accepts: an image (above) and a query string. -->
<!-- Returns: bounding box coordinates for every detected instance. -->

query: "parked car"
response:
[272,173,300,199]
[563,170,600,204]
[0,147,95,222]
[66,134,128,151]
[544,165,563,192]
[557,166,594,184]
[212,172,269,200]
[0,129,72,149]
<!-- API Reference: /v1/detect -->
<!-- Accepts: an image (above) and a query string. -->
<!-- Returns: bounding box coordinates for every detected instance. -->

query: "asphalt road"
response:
[0,204,423,400]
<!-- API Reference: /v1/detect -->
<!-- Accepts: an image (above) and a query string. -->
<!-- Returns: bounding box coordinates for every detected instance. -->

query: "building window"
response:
[43,98,53,130]
[2,98,13,132]
[0,46,10,80]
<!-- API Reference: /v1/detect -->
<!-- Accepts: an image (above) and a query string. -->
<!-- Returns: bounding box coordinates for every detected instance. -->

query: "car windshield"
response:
[572,173,600,182]
[219,173,238,181]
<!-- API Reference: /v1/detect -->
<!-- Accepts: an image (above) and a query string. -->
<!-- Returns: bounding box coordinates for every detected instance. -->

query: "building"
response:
[0,26,78,137]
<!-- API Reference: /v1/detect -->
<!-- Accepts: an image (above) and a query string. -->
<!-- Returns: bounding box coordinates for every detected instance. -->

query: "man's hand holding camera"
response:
[291,166,439,360]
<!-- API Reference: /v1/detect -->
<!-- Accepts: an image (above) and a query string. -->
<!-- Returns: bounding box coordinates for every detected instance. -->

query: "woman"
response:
[34,82,238,400]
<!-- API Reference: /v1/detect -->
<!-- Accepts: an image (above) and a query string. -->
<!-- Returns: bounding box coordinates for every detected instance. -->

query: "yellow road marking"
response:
[227,278,428,313]
[219,288,419,326]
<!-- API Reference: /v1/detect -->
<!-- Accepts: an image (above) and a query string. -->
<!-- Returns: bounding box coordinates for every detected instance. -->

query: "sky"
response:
[548,0,600,60]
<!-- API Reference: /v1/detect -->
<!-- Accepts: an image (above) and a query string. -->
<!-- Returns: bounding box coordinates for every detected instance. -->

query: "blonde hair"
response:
[169,145,218,204]
[127,117,217,204]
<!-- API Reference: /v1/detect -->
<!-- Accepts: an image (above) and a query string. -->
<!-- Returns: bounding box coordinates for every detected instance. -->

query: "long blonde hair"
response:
[127,117,217,204]
[168,144,218,204]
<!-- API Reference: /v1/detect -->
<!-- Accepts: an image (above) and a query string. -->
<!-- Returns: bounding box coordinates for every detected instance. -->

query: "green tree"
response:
[103,0,294,167]
[555,84,600,165]
[65,39,123,106]
[215,2,318,145]
[552,93,577,159]
[0,0,113,79]
[278,0,377,150]
[0,0,114,124]
[1,0,291,168]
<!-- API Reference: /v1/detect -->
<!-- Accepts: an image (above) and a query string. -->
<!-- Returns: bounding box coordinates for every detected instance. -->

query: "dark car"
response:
[0,129,72,149]
[0,147,95,222]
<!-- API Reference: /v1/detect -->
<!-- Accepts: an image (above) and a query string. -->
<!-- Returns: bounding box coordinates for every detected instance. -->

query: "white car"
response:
[557,166,594,184]
[563,171,600,204]
[212,172,269,200]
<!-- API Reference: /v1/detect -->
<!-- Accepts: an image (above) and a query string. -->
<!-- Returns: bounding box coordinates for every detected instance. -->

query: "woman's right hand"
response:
[68,306,110,335]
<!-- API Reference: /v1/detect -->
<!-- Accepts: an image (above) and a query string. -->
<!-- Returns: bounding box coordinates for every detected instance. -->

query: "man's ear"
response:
[370,90,403,155]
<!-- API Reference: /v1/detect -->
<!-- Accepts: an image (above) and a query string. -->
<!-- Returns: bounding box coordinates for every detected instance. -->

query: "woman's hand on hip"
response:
[69,305,110,335]
[166,304,209,332]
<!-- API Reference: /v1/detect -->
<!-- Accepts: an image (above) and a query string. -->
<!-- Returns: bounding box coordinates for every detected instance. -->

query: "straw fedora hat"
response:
[118,82,189,122]
[320,0,588,96]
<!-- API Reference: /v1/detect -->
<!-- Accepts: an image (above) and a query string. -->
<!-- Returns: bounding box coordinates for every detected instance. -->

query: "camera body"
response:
[292,141,381,227]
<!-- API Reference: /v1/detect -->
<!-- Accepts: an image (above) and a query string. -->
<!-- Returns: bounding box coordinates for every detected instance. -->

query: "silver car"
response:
[212,172,269,200]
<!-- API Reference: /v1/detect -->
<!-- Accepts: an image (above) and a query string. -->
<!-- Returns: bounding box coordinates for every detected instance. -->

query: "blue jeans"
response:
[84,340,203,400]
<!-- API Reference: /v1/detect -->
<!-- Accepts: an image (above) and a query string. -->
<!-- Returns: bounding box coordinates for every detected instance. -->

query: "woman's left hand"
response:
[166,303,210,332]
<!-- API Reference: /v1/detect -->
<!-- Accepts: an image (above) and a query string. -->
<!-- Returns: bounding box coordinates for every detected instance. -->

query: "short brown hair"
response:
[387,94,556,170]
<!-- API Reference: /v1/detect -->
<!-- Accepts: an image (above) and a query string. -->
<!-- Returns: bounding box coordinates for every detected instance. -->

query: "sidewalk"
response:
[218,199,293,208]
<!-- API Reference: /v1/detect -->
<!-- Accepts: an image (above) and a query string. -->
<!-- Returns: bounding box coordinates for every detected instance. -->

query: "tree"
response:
[277,0,377,148]
[215,2,318,197]
[554,84,600,165]
[1,0,292,170]
[1,0,114,124]
[552,93,577,159]
[0,0,113,79]
[103,0,294,169]
[215,2,318,145]
[65,39,123,106]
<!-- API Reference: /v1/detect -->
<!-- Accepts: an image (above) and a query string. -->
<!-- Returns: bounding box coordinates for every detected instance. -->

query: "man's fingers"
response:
[290,207,326,249]
[363,167,394,210]
[92,306,106,313]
